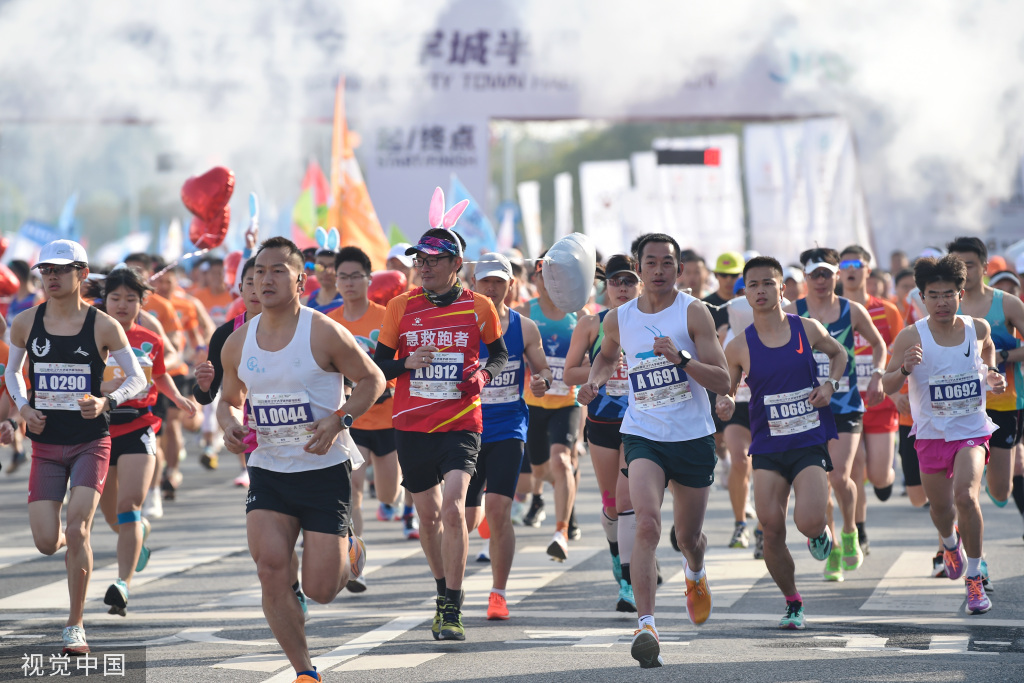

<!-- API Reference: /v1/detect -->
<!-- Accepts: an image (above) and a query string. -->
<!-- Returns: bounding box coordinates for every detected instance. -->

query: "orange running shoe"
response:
[349,536,366,577]
[685,568,713,625]
[486,592,509,620]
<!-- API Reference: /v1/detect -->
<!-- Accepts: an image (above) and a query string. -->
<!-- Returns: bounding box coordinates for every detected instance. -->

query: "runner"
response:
[947,237,1024,514]
[5,240,147,655]
[373,225,507,641]
[193,256,235,471]
[784,247,886,582]
[302,248,343,314]
[327,246,404,590]
[564,254,639,611]
[3,260,38,473]
[578,233,730,669]
[839,245,903,556]
[677,249,709,297]
[468,252,551,620]
[881,255,1004,615]
[517,255,585,560]
[719,256,843,630]
[94,265,198,617]
[386,243,415,289]
[218,237,384,683]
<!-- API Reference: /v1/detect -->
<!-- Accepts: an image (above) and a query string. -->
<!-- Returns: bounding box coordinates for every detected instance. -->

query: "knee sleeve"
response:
[117,510,142,525]
[618,509,636,565]
[602,508,618,544]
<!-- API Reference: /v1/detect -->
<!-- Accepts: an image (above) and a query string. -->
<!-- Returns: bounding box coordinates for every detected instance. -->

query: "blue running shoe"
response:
[616,580,636,613]
[807,527,833,561]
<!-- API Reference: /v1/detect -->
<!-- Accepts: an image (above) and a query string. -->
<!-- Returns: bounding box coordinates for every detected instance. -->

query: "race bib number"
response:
[813,352,850,393]
[410,352,465,400]
[251,392,315,446]
[854,355,875,392]
[928,372,983,417]
[34,363,91,411]
[105,356,153,401]
[764,387,821,436]
[629,356,691,411]
[482,359,521,405]
[545,356,571,396]
[735,374,751,403]
[606,357,630,397]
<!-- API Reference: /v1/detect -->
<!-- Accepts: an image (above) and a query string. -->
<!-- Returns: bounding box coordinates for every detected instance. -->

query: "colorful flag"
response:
[388,224,409,246]
[447,174,497,261]
[292,160,330,249]
[326,76,390,270]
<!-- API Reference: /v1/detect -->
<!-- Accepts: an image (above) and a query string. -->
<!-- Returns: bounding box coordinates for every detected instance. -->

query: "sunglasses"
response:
[37,264,82,276]
[608,276,639,288]
[807,269,836,280]
[715,272,740,278]
[839,259,865,270]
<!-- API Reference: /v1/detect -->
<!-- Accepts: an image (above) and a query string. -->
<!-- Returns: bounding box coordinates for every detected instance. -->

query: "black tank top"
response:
[26,303,109,444]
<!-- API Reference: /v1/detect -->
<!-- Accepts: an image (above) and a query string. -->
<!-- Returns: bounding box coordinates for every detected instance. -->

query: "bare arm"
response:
[715,335,749,421]
[318,314,387,422]
[216,327,250,454]
[803,317,845,407]
[881,325,921,395]
[138,310,180,371]
[976,318,1007,393]
[850,301,887,405]
[1001,295,1024,363]
[520,316,552,397]
[563,314,598,387]
[678,300,730,396]
[578,308,623,405]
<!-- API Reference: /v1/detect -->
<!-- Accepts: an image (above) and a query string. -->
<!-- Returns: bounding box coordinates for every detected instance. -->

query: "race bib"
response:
[410,352,465,400]
[813,352,850,393]
[545,356,571,396]
[928,372,983,417]
[105,356,153,401]
[34,363,91,411]
[764,387,821,436]
[606,356,630,397]
[735,374,751,403]
[854,355,875,392]
[482,359,521,405]
[251,392,315,446]
[628,356,692,411]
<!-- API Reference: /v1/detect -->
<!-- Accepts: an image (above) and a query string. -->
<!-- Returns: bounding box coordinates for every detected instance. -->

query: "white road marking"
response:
[658,548,769,608]
[460,545,602,608]
[334,653,444,671]
[860,551,965,613]
[0,547,45,572]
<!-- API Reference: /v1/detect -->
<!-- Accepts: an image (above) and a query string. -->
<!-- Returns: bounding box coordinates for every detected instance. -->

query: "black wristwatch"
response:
[676,349,692,370]
[1000,349,1010,363]
[104,394,119,411]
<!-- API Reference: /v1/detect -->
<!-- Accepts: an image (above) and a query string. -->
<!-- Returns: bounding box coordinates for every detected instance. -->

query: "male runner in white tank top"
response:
[579,233,731,669]
[882,255,1004,616]
[218,237,386,683]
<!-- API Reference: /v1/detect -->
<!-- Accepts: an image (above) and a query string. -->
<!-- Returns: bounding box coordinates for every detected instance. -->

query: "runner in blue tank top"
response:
[565,254,639,613]
[720,256,845,630]
[784,247,886,583]
[468,253,551,621]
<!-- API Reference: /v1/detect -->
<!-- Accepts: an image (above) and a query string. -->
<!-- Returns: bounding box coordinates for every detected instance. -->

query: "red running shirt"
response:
[105,324,165,438]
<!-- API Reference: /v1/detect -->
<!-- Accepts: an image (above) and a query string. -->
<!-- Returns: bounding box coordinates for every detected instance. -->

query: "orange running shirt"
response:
[328,302,396,431]
[144,293,183,337]
[853,295,903,415]
[379,287,501,433]
[167,290,199,376]
[194,288,236,327]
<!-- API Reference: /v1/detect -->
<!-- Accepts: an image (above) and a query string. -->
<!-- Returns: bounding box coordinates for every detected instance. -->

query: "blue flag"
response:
[57,191,80,239]
[448,174,497,261]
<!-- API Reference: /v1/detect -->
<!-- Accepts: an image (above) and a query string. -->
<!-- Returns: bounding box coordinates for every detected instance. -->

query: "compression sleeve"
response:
[5,345,29,410]
[193,320,234,405]
[372,342,410,381]
[107,345,147,406]
[481,336,508,382]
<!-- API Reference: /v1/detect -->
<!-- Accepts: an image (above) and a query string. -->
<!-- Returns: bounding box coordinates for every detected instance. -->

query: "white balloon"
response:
[543,233,596,313]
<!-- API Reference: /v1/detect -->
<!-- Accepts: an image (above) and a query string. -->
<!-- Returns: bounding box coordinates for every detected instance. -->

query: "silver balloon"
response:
[543,233,596,313]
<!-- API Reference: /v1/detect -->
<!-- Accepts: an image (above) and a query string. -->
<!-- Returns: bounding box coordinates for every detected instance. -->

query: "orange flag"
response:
[326,77,390,271]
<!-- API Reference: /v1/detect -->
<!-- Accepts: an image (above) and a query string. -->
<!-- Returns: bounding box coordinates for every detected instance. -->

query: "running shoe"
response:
[684,565,713,625]
[807,527,833,561]
[547,531,568,562]
[431,595,443,640]
[840,530,864,571]
[61,625,89,655]
[669,524,680,552]
[104,579,129,617]
[985,483,1008,508]
[403,514,420,540]
[655,557,663,586]
[824,548,844,582]
[729,522,749,549]
[7,449,26,475]
[612,554,623,583]
[753,529,765,560]
[294,674,321,682]
[873,484,893,501]
[439,601,465,641]
[778,600,805,630]
[477,516,491,539]
[200,448,218,471]
[745,503,757,520]
[859,532,871,556]
[476,540,490,563]
[160,473,177,502]
[346,572,367,594]
[630,624,663,668]
[377,503,396,522]
[567,507,581,541]
[965,575,991,614]
[142,491,163,519]
[233,469,250,488]
[348,536,366,577]
[931,550,947,578]
[522,496,546,528]
[616,580,636,613]
[943,535,966,580]
[509,499,527,525]
[295,588,309,620]
[136,518,152,573]
[980,558,993,592]
[487,592,509,620]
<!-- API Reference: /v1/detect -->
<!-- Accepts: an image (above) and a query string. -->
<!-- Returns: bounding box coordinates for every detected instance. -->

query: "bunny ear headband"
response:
[424,187,469,258]
[314,226,341,252]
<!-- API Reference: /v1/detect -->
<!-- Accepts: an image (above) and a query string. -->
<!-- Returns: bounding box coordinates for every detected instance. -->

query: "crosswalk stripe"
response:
[461,545,603,608]
[860,550,964,612]
[333,653,445,671]
[0,547,44,572]
[0,545,245,611]
[658,548,769,609]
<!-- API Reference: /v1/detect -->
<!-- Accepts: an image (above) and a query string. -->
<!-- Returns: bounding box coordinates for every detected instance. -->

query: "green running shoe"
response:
[807,527,833,561]
[431,595,444,640]
[778,600,805,630]
[840,529,863,571]
[439,600,465,641]
[824,547,844,582]
[616,579,636,613]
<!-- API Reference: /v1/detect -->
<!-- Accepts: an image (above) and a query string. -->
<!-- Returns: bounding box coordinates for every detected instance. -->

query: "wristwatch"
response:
[676,349,692,370]
[824,378,840,392]
[104,394,119,411]
[1000,349,1010,363]
[338,412,354,430]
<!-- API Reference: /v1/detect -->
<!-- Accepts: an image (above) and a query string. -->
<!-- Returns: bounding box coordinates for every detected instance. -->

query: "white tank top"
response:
[238,306,360,473]
[617,291,715,441]
[908,315,996,441]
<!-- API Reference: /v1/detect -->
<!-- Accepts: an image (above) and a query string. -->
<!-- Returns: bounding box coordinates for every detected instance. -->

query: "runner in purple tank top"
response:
[718,256,847,631]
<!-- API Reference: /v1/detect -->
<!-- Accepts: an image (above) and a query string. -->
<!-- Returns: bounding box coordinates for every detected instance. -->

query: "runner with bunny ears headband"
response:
[302,227,344,315]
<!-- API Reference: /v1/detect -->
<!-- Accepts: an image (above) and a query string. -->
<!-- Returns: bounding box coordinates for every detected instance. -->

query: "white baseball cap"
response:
[783,266,805,284]
[35,239,88,268]
[387,243,414,268]
[803,261,838,275]
[474,252,513,281]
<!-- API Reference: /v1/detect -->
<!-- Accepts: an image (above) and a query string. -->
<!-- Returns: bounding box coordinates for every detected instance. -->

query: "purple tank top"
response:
[746,314,837,455]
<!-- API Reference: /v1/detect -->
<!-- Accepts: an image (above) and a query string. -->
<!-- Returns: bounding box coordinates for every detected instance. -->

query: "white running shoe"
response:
[233,469,250,488]
[547,531,568,562]
[62,625,89,655]
[476,539,490,563]
[142,492,163,519]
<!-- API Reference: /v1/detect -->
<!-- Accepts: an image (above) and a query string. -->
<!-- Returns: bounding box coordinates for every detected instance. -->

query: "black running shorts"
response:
[526,405,582,466]
[350,427,397,457]
[395,429,481,493]
[246,461,353,536]
[465,438,524,507]
[751,443,833,485]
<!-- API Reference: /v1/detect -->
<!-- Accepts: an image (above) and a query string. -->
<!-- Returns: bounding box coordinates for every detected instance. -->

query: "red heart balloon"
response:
[189,206,231,250]
[182,166,235,221]
[0,263,19,296]
[224,250,243,287]
[0,236,9,260]
[368,270,408,306]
